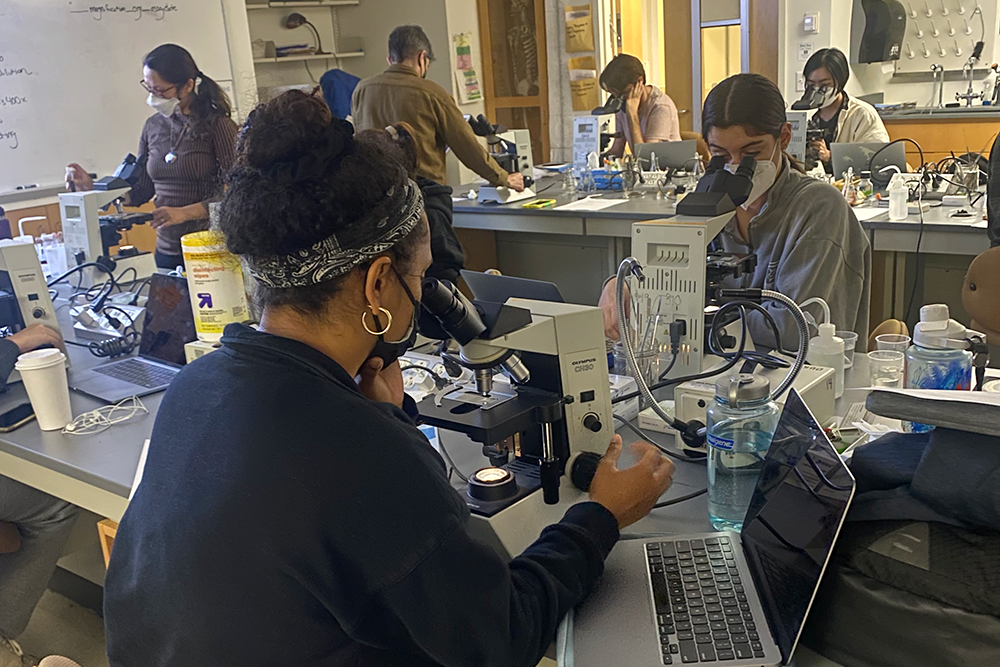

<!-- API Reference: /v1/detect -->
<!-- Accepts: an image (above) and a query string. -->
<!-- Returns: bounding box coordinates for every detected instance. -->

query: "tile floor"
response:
[1,591,108,667]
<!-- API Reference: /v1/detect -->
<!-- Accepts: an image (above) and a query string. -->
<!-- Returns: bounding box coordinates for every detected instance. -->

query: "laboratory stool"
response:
[38,657,83,667]
[0,520,20,554]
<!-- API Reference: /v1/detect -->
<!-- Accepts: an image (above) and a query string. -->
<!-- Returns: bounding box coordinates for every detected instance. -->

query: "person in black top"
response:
[988,132,1000,247]
[374,121,466,284]
[103,89,675,667]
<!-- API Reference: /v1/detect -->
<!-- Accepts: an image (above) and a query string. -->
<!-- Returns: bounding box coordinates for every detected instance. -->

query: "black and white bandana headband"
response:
[248,179,424,289]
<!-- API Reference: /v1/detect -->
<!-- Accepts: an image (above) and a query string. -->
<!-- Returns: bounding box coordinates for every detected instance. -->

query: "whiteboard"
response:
[0,0,235,194]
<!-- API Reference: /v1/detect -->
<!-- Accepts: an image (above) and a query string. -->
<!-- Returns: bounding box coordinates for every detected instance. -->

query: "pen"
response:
[16,184,38,190]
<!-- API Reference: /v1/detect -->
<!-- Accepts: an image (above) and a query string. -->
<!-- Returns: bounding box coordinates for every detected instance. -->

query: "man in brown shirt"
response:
[599,54,681,158]
[352,25,524,192]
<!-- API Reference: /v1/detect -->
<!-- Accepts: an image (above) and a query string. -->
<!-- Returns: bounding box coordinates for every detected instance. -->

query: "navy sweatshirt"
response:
[104,324,620,667]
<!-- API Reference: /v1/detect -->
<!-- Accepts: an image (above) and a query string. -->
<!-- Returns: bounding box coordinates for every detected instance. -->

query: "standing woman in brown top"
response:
[67,44,238,269]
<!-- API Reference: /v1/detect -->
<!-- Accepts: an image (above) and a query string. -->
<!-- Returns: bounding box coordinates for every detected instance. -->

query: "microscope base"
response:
[466,480,589,560]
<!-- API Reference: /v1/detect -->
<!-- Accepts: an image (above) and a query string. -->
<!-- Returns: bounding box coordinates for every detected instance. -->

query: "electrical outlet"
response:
[796,73,806,92]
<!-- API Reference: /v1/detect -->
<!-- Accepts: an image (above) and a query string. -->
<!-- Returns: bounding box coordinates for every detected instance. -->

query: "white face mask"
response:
[147,92,180,118]
[724,141,780,210]
[814,86,840,109]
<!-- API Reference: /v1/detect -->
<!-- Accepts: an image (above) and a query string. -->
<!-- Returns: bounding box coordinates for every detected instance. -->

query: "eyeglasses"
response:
[140,80,177,98]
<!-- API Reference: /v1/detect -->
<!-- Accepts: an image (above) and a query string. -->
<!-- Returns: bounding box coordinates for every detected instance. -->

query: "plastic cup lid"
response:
[15,348,66,371]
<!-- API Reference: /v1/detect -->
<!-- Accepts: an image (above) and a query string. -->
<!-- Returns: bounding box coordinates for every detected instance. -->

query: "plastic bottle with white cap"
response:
[905,304,976,432]
[888,173,909,221]
[810,323,845,398]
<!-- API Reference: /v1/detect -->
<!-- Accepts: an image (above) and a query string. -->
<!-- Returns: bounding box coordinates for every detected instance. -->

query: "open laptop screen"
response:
[139,273,197,367]
[740,390,855,665]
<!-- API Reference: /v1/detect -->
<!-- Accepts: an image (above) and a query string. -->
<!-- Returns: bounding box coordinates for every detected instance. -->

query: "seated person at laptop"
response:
[104,90,675,667]
[367,121,465,284]
[602,74,871,352]
[801,48,889,174]
[600,54,681,158]
[0,325,81,662]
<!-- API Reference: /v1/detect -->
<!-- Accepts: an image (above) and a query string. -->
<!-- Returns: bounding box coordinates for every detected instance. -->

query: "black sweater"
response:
[104,324,619,667]
[418,176,466,284]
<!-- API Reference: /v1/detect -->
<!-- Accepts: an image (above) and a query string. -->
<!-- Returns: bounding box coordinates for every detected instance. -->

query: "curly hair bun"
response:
[221,90,408,259]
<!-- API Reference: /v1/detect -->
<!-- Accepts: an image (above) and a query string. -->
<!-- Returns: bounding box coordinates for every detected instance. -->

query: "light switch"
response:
[796,73,806,92]
[803,12,820,33]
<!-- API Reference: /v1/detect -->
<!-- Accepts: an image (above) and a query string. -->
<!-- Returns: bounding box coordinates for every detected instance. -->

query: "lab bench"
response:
[452,178,991,327]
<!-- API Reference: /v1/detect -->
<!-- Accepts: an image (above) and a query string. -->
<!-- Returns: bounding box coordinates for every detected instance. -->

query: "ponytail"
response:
[143,44,232,139]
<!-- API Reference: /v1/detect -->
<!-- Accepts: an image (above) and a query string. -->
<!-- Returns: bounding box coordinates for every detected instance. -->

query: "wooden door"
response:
[477,0,550,164]
[749,0,779,84]
[663,0,694,133]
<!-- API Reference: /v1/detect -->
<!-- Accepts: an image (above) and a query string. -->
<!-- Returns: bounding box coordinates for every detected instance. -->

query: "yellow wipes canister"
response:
[180,231,249,342]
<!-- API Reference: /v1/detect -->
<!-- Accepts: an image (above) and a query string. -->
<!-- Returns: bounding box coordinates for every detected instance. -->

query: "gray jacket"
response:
[715,157,872,352]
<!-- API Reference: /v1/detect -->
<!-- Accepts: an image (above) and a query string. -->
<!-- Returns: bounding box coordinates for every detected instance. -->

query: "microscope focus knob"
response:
[31,308,46,320]
[568,451,603,491]
[583,413,603,433]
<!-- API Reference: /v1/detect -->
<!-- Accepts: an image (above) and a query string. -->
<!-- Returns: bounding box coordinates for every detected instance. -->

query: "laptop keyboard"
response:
[93,358,177,389]
[646,537,765,664]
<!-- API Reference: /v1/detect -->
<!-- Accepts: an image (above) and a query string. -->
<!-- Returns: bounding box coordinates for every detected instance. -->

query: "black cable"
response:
[129,277,153,305]
[534,181,559,195]
[868,138,927,325]
[656,352,678,382]
[399,364,448,386]
[46,263,117,289]
[709,303,788,368]
[613,414,707,464]
[612,300,753,406]
[115,267,138,289]
[654,487,708,509]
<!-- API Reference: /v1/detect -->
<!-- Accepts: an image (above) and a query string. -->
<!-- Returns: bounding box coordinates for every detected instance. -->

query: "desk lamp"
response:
[284,12,327,55]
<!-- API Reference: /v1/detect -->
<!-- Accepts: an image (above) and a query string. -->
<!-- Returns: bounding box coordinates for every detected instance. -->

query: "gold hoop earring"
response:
[362,307,392,336]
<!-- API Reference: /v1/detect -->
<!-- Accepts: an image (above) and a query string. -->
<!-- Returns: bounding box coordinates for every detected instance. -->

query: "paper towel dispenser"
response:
[859,0,907,64]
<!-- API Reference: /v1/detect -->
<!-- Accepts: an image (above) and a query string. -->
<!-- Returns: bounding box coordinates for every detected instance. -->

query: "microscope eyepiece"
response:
[420,278,487,346]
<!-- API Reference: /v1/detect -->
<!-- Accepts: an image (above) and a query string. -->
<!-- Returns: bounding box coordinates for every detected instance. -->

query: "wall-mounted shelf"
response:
[246,1,359,10]
[253,52,364,64]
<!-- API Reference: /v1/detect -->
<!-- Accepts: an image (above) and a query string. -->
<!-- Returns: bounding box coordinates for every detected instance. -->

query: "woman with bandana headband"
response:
[602,74,872,353]
[801,48,889,173]
[102,89,674,667]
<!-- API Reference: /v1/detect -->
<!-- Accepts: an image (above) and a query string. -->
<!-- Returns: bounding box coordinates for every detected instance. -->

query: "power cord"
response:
[613,414,707,464]
[868,138,926,324]
[654,487,708,509]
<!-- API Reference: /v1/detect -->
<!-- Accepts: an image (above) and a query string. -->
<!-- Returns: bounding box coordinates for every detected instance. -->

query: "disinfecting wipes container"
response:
[181,231,249,342]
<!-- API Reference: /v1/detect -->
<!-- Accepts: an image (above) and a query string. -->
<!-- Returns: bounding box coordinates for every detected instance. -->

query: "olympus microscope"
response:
[624,156,833,452]
[59,154,157,287]
[416,279,612,559]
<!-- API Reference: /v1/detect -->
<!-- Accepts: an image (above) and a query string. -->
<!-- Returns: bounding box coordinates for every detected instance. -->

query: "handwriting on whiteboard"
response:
[69,4,180,21]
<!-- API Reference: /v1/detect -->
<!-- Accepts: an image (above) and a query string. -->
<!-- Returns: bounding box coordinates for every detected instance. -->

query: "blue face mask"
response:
[367,267,420,367]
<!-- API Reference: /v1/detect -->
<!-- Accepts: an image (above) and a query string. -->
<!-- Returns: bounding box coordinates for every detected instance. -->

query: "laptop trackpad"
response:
[574,540,661,667]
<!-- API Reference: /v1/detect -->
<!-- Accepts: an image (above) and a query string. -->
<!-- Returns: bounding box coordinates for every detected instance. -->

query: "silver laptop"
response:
[574,390,856,666]
[69,273,196,403]
[635,140,699,171]
[830,142,907,189]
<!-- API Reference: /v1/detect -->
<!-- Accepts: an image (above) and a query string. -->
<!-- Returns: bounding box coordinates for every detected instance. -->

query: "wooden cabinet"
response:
[884,115,1000,164]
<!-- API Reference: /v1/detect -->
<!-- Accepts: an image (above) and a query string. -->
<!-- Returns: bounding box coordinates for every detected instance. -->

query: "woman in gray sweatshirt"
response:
[602,73,871,352]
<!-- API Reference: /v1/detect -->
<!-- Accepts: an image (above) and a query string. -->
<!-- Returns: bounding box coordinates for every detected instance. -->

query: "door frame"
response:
[477,0,550,162]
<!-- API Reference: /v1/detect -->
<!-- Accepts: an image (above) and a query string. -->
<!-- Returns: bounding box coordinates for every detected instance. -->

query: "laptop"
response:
[69,273,196,403]
[574,390,856,666]
[830,142,907,189]
[635,140,699,171]
[460,270,564,303]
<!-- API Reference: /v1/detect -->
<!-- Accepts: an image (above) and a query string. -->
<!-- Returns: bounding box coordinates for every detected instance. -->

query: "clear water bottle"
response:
[905,304,974,433]
[707,374,779,532]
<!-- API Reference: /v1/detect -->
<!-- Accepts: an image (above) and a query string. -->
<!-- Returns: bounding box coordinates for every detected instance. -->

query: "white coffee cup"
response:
[15,349,72,431]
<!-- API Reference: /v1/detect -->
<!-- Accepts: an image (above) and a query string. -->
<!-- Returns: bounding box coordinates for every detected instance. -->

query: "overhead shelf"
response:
[253,52,364,64]
[246,1,360,9]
